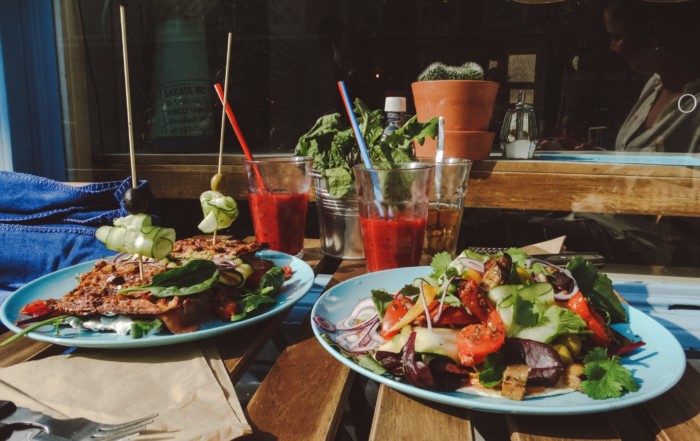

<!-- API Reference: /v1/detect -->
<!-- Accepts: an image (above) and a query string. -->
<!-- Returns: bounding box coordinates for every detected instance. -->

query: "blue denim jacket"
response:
[0,172,157,305]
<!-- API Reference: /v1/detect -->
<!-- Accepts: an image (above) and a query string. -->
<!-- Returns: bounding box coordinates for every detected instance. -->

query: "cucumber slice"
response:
[97,214,175,259]
[198,190,239,233]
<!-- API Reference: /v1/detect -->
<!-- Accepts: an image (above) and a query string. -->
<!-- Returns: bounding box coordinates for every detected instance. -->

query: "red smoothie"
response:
[249,192,309,256]
[359,216,427,272]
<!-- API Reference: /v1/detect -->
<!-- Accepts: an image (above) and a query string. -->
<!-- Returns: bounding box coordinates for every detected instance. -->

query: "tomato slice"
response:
[19,300,53,317]
[456,310,505,366]
[431,305,479,327]
[381,297,414,340]
[457,279,492,323]
[567,292,613,346]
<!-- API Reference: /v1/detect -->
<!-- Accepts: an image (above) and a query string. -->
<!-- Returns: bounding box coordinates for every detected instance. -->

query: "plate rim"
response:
[0,250,315,348]
[310,266,687,415]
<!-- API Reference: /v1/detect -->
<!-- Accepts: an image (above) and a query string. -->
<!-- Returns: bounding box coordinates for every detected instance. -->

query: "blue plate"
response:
[311,266,687,415]
[0,250,314,348]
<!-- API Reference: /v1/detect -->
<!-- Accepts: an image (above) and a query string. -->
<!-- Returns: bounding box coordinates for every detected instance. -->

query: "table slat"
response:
[643,366,700,441]
[508,414,620,441]
[369,385,473,441]
[245,337,354,441]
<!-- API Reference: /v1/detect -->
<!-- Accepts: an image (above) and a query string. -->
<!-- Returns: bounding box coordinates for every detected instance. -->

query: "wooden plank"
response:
[245,336,353,441]
[642,365,700,441]
[0,333,65,367]
[508,414,620,441]
[466,163,700,217]
[369,385,473,441]
[91,156,700,217]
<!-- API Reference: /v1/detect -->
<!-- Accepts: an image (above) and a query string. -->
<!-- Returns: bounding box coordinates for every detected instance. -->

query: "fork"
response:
[1,400,156,440]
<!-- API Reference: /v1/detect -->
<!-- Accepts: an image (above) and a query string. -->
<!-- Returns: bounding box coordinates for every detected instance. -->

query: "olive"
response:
[210,173,224,191]
[552,344,573,366]
[124,187,148,214]
[554,333,582,358]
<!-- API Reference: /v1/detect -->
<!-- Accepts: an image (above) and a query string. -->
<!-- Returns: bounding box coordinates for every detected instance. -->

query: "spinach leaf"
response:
[567,257,627,323]
[231,266,287,321]
[259,266,285,291]
[294,98,438,200]
[372,289,395,319]
[130,319,163,339]
[119,259,219,298]
[232,294,277,321]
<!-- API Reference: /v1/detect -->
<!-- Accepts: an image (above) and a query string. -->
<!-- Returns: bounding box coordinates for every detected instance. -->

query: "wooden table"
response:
[246,256,700,441]
[2,241,700,440]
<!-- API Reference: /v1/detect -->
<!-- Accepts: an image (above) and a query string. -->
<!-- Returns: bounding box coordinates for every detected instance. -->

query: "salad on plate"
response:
[314,249,645,401]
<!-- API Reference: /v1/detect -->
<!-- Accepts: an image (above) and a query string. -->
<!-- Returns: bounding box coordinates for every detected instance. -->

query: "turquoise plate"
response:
[311,266,687,415]
[0,250,314,349]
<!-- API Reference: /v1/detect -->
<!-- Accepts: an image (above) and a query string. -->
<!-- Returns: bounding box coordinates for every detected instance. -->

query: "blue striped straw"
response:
[336,81,386,216]
[337,81,372,169]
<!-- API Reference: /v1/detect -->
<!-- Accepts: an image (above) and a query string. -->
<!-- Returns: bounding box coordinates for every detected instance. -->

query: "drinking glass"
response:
[353,163,434,272]
[243,156,312,257]
[418,157,472,264]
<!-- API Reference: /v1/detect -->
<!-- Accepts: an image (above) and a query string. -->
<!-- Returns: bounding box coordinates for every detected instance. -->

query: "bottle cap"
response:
[384,97,406,113]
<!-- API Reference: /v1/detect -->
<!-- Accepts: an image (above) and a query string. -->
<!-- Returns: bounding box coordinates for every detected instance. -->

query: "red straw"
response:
[215,83,254,161]
[214,83,265,190]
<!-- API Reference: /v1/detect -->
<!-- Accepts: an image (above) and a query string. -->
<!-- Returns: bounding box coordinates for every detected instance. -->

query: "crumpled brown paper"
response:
[0,341,251,440]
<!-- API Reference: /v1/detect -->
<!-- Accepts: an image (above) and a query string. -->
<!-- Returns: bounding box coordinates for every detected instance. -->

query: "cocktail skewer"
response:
[119,4,143,281]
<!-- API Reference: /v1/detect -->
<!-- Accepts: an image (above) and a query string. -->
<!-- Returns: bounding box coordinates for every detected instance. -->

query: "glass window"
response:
[50,0,700,167]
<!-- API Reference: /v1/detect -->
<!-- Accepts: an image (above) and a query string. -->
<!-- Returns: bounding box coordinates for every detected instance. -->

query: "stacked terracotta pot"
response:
[412,80,499,161]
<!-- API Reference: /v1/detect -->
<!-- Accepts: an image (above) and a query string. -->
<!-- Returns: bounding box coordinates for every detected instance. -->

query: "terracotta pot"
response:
[415,130,495,161]
[411,80,500,131]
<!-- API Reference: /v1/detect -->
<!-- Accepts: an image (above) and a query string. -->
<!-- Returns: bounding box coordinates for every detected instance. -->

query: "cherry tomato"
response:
[456,310,505,366]
[381,297,414,340]
[19,300,53,317]
[567,292,613,346]
[214,299,239,321]
[457,279,492,323]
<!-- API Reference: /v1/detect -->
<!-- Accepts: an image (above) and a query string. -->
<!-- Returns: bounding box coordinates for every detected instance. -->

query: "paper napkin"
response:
[0,341,251,440]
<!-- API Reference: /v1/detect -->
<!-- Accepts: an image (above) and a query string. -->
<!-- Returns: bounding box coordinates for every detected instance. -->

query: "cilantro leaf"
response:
[478,352,505,388]
[430,252,453,279]
[581,348,640,399]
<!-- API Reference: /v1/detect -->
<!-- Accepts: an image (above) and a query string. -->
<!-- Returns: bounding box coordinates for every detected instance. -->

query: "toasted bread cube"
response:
[502,364,529,401]
[564,363,585,392]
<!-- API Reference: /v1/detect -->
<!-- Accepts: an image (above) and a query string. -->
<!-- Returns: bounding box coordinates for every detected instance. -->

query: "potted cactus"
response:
[412,62,499,160]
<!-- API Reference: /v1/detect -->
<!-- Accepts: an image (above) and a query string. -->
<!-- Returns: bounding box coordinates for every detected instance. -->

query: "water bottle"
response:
[382,97,407,139]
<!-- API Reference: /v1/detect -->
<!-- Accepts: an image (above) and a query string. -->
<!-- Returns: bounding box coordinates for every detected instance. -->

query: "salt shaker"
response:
[500,90,537,159]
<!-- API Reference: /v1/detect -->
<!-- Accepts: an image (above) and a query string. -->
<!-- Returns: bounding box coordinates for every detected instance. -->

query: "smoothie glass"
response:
[417,157,472,265]
[353,163,434,272]
[243,156,312,257]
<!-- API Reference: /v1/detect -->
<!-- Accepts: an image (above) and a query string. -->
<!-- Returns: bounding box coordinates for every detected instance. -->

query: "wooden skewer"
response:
[119,4,143,281]
[217,33,233,176]
[213,32,233,246]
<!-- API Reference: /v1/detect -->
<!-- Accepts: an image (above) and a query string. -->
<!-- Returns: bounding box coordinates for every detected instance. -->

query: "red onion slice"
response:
[456,257,485,274]
[313,316,336,333]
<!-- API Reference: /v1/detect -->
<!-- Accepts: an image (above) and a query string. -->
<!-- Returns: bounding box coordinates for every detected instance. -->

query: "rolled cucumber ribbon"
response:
[96,213,176,259]
[198,190,239,234]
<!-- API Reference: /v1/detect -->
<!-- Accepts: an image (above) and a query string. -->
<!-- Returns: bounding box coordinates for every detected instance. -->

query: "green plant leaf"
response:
[119,259,219,298]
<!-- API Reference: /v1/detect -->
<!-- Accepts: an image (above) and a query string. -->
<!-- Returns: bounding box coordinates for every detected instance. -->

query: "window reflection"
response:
[57,0,700,162]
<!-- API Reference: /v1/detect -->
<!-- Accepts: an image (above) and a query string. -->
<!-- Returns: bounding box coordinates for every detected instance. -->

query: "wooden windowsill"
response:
[86,154,700,217]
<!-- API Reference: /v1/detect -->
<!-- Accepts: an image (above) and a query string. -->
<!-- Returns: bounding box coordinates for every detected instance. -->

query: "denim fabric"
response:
[0,172,158,306]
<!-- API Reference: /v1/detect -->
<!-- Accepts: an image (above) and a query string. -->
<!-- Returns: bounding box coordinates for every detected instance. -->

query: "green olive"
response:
[123,187,148,214]
[210,173,224,191]
[554,333,582,358]
[553,344,573,366]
